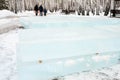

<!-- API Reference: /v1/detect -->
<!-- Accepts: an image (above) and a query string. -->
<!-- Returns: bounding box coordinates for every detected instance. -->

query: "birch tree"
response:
[6,0,112,16]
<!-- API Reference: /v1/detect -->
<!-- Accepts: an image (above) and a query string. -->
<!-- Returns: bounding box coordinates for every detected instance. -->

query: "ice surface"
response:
[20,16,120,29]
[18,16,120,80]
[19,16,120,59]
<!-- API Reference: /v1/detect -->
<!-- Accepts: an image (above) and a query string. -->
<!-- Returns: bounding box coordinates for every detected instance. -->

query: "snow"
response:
[0,10,120,80]
[62,65,120,80]
[0,10,16,18]
[0,9,109,18]
[17,11,35,17]
[92,55,111,62]
[0,29,19,80]
[0,19,12,25]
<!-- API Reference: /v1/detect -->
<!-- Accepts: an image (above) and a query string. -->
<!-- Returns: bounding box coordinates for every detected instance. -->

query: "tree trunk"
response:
[104,0,111,16]
[96,0,100,15]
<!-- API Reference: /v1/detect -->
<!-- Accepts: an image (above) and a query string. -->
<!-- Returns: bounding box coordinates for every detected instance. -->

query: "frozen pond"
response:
[18,16,120,80]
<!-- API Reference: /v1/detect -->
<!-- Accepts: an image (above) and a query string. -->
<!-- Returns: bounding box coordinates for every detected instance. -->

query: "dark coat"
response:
[39,5,43,12]
[34,5,39,11]
[44,8,47,13]
[43,8,47,16]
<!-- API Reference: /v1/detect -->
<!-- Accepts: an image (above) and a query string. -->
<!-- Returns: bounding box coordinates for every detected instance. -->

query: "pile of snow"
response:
[0,10,16,18]
[0,19,12,25]
[0,29,19,80]
[55,64,120,80]
[0,17,21,34]
[16,10,100,17]
[17,11,35,17]
[0,9,109,18]
[17,10,63,17]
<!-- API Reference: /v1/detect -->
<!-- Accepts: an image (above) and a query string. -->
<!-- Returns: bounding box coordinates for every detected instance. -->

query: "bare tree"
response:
[6,0,112,16]
[0,0,8,10]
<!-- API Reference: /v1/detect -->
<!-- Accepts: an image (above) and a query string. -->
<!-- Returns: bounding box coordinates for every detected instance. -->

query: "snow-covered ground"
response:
[0,10,120,80]
[0,10,16,19]
[0,9,108,18]
[62,64,120,80]
[0,30,18,80]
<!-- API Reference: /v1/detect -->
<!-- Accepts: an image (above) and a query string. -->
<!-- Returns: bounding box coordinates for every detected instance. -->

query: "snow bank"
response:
[17,11,35,17]
[0,10,16,18]
[0,9,109,18]
[61,64,120,80]
[0,29,19,80]
[17,10,63,17]
[0,10,22,34]
[0,18,22,34]
[0,19,12,25]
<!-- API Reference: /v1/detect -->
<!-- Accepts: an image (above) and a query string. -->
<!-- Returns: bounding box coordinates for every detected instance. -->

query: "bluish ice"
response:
[18,16,120,80]
[20,16,120,29]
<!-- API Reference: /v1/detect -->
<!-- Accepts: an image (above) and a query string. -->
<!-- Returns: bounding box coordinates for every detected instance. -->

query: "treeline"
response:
[0,0,8,10]
[5,0,112,16]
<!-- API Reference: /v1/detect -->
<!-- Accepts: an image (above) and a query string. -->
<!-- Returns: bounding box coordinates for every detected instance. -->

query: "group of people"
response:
[34,4,47,16]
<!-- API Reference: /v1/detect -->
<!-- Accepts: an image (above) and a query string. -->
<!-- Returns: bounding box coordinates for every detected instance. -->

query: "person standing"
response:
[43,7,47,16]
[39,5,43,16]
[34,4,39,16]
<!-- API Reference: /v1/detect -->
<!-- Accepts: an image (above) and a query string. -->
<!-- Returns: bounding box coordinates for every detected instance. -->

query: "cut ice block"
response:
[20,16,120,29]
[17,32,120,80]
[19,27,120,43]
[17,38,120,62]
[17,50,120,80]
[18,16,120,80]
